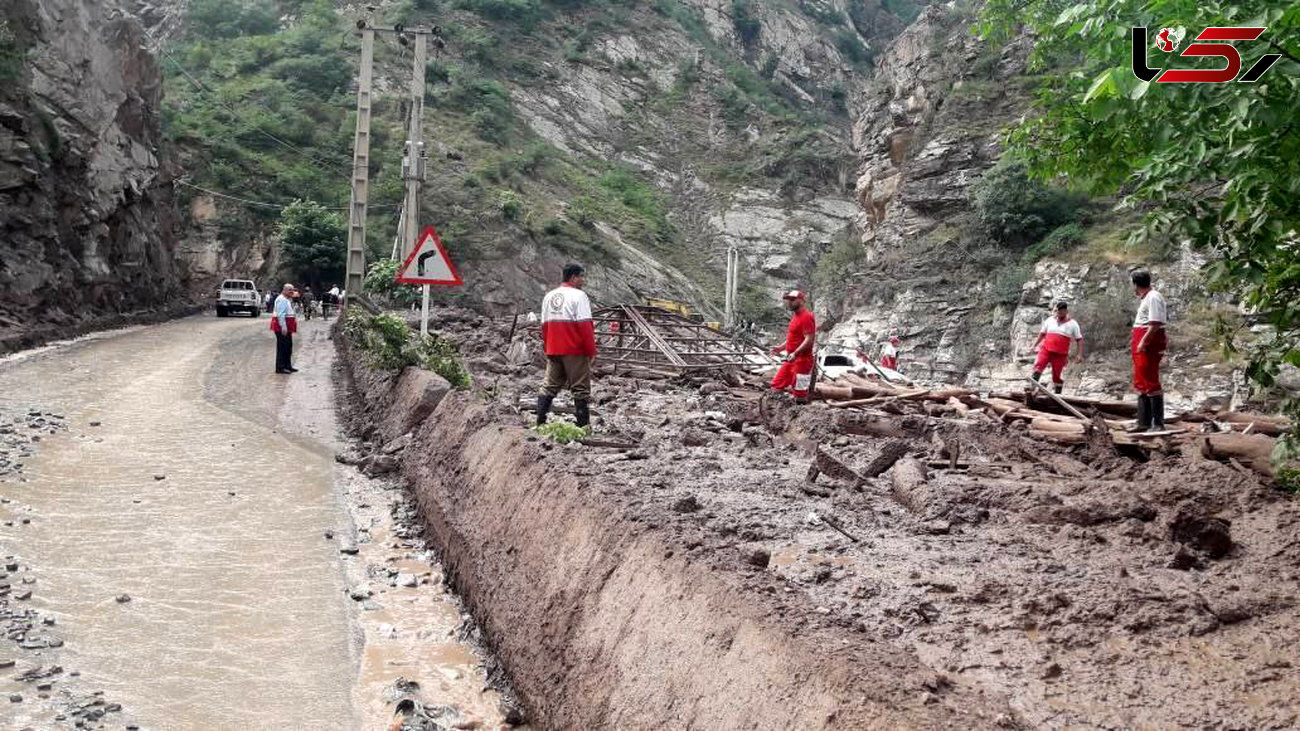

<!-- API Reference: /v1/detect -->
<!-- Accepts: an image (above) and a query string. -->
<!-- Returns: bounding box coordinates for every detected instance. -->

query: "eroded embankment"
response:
[336,343,1015,730]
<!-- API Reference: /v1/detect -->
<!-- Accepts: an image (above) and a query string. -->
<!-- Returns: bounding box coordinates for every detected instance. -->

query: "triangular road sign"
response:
[396,225,463,286]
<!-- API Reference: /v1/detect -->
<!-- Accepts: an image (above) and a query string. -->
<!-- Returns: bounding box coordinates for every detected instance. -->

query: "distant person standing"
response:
[879,335,901,371]
[301,286,316,321]
[770,290,816,403]
[271,283,298,374]
[1031,301,1085,394]
[1130,269,1168,431]
[536,264,597,428]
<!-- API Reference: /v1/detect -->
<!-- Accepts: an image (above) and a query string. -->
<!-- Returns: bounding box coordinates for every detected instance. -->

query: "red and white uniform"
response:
[1034,316,1082,384]
[771,309,816,397]
[879,342,898,370]
[540,283,597,357]
[1131,289,1168,394]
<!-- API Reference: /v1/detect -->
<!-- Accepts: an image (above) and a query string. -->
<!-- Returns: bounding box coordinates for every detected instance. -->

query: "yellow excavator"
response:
[645,298,721,330]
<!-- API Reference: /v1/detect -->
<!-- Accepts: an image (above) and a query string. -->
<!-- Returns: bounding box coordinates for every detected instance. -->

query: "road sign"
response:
[396,225,462,286]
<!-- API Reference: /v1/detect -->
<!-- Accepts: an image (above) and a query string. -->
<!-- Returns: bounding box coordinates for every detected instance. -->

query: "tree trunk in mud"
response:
[889,457,930,513]
[1201,433,1276,477]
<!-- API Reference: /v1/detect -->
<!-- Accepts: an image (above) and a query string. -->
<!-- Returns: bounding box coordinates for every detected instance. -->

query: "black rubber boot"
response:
[1149,394,1165,432]
[574,399,590,429]
[1031,370,1043,383]
[1053,382,1064,395]
[1134,394,1151,431]
[536,394,555,427]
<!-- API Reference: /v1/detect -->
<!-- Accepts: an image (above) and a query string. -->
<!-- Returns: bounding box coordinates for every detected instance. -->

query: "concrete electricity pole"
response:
[399,33,430,334]
[724,247,740,330]
[343,27,375,303]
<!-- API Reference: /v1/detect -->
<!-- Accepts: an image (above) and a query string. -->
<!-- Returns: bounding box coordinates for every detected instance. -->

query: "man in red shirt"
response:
[1031,301,1085,394]
[770,290,816,402]
[537,264,597,428]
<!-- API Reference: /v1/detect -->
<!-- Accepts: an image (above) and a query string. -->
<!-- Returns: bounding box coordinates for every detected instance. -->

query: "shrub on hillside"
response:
[732,0,762,45]
[973,161,1083,249]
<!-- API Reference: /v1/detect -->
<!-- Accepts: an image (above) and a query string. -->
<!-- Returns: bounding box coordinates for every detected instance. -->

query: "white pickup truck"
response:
[215,279,261,318]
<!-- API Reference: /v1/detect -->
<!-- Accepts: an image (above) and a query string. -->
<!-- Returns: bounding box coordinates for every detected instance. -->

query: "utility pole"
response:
[399,33,429,334]
[343,28,374,304]
[724,247,740,329]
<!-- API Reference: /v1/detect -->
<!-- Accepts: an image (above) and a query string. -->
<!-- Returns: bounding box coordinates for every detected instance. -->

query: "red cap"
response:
[782,289,806,301]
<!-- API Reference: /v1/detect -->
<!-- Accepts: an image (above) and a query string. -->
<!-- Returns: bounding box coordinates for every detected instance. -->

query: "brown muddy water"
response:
[0,316,506,730]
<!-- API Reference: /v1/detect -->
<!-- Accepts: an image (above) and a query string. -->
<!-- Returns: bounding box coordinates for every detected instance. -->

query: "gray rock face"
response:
[0,0,183,349]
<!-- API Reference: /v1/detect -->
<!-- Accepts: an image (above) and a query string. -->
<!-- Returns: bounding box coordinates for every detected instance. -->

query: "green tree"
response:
[979,0,1300,420]
[278,199,346,289]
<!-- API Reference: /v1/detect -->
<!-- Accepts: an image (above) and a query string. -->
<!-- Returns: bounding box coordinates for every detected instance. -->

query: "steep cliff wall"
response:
[0,0,186,350]
[830,5,1238,408]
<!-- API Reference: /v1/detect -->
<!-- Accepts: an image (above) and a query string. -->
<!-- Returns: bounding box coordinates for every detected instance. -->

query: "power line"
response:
[174,179,397,211]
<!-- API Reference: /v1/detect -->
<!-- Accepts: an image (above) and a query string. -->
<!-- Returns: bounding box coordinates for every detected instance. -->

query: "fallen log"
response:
[889,457,930,513]
[1201,432,1277,478]
[1211,411,1291,438]
[834,411,924,439]
[1028,428,1086,444]
[814,383,855,401]
[1030,418,1085,434]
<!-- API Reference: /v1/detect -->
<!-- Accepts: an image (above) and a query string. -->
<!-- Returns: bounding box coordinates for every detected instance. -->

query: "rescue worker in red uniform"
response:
[879,335,901,371]
[537,264,598,428]
[1031,301,1085,394]
[770,290,816,402]
[1130,269,1168,432]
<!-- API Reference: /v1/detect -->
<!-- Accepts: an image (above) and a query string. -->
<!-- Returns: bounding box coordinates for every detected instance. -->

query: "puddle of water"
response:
[0,319,356,729]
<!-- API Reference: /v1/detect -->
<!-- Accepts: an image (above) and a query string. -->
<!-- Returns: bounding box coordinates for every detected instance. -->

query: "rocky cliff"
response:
[0,0,186,351]
[828,4,1239,408]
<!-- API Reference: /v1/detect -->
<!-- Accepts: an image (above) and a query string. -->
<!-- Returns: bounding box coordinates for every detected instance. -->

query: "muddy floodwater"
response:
[0,317,506,730]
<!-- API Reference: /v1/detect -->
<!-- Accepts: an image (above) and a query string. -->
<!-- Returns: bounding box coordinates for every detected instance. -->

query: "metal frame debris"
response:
[592,305,774,374]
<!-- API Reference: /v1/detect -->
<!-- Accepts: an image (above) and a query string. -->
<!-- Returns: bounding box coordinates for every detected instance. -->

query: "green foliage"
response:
[445,75,514,143]
[343,313,471,387]
[278,200,346,287]
[979,0,1300,423]
[1276,468,1300,495]
[833,28,872,66]
[186,0,280,39]
[0,18,24,83]
[343,313,417,371]
[412,334,472,388]
[498,189,524,220]
[814,231,866,293]
[732,0,762,45]
[534,422,590,443]
[1021,222,1087,264]
[363,259,422,305]
[454,0,543,27]
[988,263,1031,306]
[972,161,1082,248]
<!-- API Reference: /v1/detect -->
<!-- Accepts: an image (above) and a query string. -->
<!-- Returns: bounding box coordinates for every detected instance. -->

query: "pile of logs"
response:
[813,372,1291,478]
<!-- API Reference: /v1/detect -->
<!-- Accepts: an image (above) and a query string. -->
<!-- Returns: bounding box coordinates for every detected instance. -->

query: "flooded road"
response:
[0,316,509,730]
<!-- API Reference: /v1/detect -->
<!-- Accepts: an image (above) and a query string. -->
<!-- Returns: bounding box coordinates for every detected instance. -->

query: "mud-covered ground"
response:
[424,305,1300,729]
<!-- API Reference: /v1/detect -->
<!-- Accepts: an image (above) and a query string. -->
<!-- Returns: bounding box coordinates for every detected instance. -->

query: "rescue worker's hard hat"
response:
[782,290,806,301]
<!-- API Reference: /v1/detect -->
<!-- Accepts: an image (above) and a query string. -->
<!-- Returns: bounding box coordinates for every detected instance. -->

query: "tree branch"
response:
[1268,41,1300,67]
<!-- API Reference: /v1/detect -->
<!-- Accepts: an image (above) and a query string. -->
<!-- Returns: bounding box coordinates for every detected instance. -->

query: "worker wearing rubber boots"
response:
[1130,269,1168,432]
[770,290,816,403]
[537,264,597,428]
[1031,301,1085,394]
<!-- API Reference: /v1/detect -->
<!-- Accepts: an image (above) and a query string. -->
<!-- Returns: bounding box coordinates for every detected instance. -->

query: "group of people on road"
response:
[526,263,1171,435]
[263,283,350,375]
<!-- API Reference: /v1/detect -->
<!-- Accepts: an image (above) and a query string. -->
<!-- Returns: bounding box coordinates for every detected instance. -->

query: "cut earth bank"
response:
[335,311,1300,730]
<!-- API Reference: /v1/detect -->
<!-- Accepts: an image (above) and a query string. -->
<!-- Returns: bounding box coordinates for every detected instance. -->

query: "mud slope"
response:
[337,351,1015,729]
